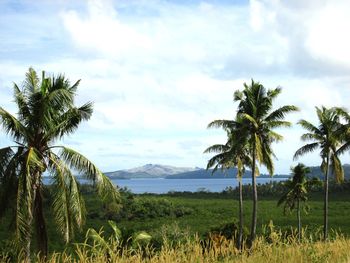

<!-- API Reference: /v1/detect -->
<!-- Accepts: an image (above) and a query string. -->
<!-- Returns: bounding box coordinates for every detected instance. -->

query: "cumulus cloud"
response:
[1,0,350,173]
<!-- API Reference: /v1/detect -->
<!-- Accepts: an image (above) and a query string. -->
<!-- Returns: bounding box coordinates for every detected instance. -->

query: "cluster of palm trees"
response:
[205,80,349,247]
[0,68,119,260]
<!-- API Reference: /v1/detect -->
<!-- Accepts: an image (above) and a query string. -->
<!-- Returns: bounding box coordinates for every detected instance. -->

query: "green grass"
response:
[1,185,349,254]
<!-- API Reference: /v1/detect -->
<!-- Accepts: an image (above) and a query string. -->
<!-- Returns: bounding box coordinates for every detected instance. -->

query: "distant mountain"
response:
[165,164,350,180]
[164,168,286,179]
[305,164,350,180]
[105,164,350,180]
[105,164,200,179]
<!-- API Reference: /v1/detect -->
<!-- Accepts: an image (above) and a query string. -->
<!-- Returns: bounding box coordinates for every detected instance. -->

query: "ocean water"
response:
[113,178,288,194]
[43,177,289,194]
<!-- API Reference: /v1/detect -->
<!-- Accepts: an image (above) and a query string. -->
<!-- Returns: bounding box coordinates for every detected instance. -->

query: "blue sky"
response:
[1,0,350,173]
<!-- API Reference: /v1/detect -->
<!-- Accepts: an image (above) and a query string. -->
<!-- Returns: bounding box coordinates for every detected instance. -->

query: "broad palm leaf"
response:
[234,79,298,243]
[294,106,345,240]
[0,68,119,259]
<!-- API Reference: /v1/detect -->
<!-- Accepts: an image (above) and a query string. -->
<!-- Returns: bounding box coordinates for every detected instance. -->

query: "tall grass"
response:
[3,233,350,262]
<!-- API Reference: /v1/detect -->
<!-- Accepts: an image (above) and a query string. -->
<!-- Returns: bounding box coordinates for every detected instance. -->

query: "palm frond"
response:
[331,154,344,183]
[24,67,39,94]
[59,147,119,202]
[268,131,283,142]
[45,103,93,141]
[0,108,27,141]
[293,143,319,160]
[207,119,237,129]
[254,134,263,164]
[266,105,299,122]
[0,147,19,218]
[266,120,292,129]
[262,145,274,176]
[14,148,39,249]
[300,133,324,142]
[240,113,259,129]
[14,84,32,125]
[203,144,229,154]
[49,153,85,243]
[298,119,321,135]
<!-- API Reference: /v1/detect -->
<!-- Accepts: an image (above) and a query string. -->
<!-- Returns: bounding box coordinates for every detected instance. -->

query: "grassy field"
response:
[1,183,349,256]
[82,189,350,236]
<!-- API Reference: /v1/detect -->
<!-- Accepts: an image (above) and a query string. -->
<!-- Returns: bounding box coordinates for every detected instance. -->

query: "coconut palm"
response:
[204,118,251,249]
[278,163,321,242]
[233,80,298,243]
[0,68,118,259]
[294,106,345,240]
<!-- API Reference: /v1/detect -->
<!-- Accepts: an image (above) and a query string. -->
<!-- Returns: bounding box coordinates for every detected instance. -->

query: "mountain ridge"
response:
[105,164,200,179]
[105,163,350,180]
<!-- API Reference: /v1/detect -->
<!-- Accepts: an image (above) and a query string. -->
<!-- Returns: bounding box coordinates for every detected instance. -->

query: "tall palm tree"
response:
[278,163,321,242]
[234,80,298,243]
[294,106,345,240]
[204,118,251,249]
[0,68,118,259]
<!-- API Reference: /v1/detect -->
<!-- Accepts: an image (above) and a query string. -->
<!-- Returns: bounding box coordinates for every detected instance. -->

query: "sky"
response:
[1,0,350,174]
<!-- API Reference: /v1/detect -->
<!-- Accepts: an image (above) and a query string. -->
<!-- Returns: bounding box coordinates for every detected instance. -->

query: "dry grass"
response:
[21,236,349,263]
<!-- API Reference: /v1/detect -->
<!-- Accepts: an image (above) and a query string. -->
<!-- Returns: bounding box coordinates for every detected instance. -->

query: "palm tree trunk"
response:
[250,144,257,244]
[323,153,330,241]
[238,178,243,250]
[297,199,301,242]
[34,182,48,259]
[24,234,31,263]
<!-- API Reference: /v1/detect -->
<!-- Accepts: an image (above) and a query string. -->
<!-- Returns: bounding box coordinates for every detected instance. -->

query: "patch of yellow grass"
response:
[33,236,350,263]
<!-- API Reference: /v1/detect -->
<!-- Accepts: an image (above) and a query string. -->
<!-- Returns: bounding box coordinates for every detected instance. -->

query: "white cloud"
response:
[305,1,350,66]
[1,0,350,173]
[61,0,152,56]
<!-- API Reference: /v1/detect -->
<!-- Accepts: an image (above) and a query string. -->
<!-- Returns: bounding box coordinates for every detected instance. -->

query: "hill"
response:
[105,164,200,179]
[104,163,350,180]
[306,164,350,180]
[164,168,284,179]
[166,165,350,180]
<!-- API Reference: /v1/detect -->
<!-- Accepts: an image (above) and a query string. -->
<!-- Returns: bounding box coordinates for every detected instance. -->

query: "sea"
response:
[44,177,289,194]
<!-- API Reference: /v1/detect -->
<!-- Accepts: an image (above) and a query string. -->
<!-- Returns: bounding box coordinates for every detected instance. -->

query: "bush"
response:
[97,191,194,221]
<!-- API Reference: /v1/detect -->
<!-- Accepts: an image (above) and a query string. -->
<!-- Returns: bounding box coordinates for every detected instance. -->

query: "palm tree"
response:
[0,68,118,259]
[278,163,321,242]
[204,118,251,249]
[294,106,345,240]
[234,80,298,243]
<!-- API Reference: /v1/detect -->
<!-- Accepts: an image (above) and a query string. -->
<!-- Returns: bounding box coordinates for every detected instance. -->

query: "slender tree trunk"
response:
[297,199,301,243]
[250,144,257,245]
[323,153,330,241]
[34,180,48,259]
[238,178,243,250]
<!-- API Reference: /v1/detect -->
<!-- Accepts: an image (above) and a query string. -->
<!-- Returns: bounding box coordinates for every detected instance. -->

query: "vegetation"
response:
[294,106,347,240]
[1,70,350,262]
[206,80,298,244]
[0,68,118,259]
[205,117,251,249]
[0,183,350,262]
[277,163,321,241]
[3,234,350,263]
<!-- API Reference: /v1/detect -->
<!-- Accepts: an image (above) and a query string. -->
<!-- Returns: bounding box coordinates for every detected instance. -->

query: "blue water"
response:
[44,177,288,194]
[113,178,288,194]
